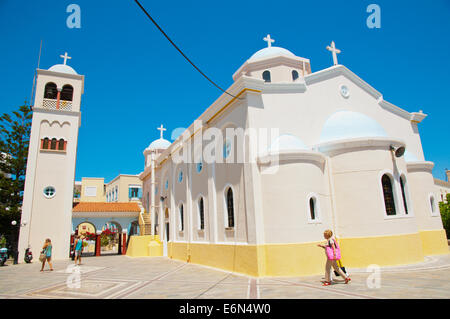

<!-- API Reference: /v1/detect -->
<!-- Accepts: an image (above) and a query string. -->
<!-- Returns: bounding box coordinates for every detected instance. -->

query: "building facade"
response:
[139,38,448,277]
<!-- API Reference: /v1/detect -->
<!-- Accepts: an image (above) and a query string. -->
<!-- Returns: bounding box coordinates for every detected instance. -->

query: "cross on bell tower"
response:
[60,52,72,65]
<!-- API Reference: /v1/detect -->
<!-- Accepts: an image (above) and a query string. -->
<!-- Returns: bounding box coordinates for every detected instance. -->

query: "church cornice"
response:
[315,137,405,156]
[257,150,326,168]
[406,161,434,173]
[305,65,419,122]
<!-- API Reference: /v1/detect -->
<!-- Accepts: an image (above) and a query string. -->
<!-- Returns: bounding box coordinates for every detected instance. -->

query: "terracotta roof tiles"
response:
[72,202,141,213]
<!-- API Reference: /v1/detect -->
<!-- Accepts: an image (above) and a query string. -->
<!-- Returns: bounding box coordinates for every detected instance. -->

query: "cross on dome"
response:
[60,52,72,65]
[157,124,167,139]
[326,41,341,66]
[263,34,275,48]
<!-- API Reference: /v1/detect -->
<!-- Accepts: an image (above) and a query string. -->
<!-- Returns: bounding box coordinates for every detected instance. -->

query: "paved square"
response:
[0,250,449,299]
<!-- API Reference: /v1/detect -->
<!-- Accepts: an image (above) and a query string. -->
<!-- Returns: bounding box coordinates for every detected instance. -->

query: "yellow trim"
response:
[419,229,449,256]
[206,88,261,125]
[126,235,163,257]
[152,88,261,172]
[338,233,425,268]
[167,231,448,277]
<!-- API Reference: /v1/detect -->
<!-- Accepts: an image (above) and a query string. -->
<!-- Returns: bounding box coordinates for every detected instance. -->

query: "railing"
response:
[42,98,72,111]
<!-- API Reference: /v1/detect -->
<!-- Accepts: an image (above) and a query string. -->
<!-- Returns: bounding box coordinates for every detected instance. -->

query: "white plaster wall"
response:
[260,160,332,243]
[330,148,419,238]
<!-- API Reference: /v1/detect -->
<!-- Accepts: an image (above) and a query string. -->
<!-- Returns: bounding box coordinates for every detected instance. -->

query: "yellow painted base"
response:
[419,229,449,256]
[167,230,449,277]
[126,235,163,257]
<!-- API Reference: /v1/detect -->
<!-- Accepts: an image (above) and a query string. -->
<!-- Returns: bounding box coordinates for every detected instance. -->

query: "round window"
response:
[340,85,350,98]
[43,186,56,198]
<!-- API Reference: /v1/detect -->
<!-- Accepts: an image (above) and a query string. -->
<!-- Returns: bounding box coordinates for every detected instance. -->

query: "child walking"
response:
[317,229,351,286]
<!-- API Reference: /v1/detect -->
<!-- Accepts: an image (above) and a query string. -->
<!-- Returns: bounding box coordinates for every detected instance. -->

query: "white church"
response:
[18,36,448,277]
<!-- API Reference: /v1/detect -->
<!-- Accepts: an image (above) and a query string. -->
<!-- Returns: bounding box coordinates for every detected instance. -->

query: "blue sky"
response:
[0,0,449,182]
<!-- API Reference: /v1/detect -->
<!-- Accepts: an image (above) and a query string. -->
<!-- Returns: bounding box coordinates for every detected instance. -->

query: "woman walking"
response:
[73,235,83,265]
[40,238,53,272]
[317,229,350,286]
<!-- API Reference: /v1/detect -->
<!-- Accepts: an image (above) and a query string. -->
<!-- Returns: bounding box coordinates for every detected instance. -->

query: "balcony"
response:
[42,98,72,111]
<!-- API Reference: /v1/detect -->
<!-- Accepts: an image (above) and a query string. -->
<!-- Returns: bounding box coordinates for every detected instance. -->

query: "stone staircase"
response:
[141,213,152,235]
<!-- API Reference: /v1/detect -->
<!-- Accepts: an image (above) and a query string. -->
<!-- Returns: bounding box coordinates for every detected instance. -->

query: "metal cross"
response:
[60,52,72,65]
[157,124,166,139]
[326,41,341,66]
[263,34,275,48]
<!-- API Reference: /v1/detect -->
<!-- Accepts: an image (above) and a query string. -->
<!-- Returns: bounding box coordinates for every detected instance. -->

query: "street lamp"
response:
[10,220,27,264]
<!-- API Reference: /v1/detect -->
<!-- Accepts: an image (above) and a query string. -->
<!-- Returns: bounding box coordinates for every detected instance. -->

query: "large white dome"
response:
[147,138,171,151]
[320,111,387,143]
[248,46,296,62]
[48,64,78,75]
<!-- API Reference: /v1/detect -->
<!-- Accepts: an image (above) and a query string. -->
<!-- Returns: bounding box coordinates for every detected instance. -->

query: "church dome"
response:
[147,138,171,151]
[48,64,78,75]
[269,134,309,152]
[248,46,296,62]
[319,111,387,143]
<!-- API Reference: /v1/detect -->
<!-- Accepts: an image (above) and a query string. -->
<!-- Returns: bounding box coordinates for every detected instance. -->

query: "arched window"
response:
[43,137,49,149]
[198,197,205,230]
[179,204,184,231]
[58,138,65,151]
[50,138,57,150]
[292,70,299,81]
[225,187,235,228]
[44,82,57,99]
[309,197,316,220]
[400,176,408,215]
[262,70,271,83]
[430,195,436,214]
[60,84,73,101]
[382,174,396,216]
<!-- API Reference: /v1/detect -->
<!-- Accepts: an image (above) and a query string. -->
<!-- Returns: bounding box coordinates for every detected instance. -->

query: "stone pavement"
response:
[0,250,449,299]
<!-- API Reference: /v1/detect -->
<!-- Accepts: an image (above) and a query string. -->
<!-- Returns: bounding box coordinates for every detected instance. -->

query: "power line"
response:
[133,0,241,100]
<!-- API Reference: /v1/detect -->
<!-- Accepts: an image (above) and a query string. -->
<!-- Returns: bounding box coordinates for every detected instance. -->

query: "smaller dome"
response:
[270,134,309,152]
[48,64,78,75]
[249,46,296,62]
[147,138,171,151]
[320,111,387,143]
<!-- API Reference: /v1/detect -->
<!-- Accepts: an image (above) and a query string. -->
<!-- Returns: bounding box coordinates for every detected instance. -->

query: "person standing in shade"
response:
[73,235,84,265]
[40,238,53,272]
[317,229,351,286]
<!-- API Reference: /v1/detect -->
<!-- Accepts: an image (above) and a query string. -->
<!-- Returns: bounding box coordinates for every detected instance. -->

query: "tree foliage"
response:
[0,103,32,240]
[439,193,450,239]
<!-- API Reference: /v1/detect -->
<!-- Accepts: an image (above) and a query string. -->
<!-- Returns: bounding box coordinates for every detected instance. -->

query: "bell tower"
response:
[18,52,84,261]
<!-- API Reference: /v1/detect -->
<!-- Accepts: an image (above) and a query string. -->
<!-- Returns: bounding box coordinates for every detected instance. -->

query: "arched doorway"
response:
[163,208,170,256]
[74,222,97,257]
[100,221,122,255]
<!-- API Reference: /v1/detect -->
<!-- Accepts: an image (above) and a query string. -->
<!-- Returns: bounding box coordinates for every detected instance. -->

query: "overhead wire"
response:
[133,0,242,100]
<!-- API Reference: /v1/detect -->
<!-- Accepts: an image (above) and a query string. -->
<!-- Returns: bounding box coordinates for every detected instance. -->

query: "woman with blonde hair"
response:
[40,238,53,272]
[317,229,350,286]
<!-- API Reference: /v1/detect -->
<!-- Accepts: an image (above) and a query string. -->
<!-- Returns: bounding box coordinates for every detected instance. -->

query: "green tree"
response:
[439,193,450,239]
[0,103,32,247]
